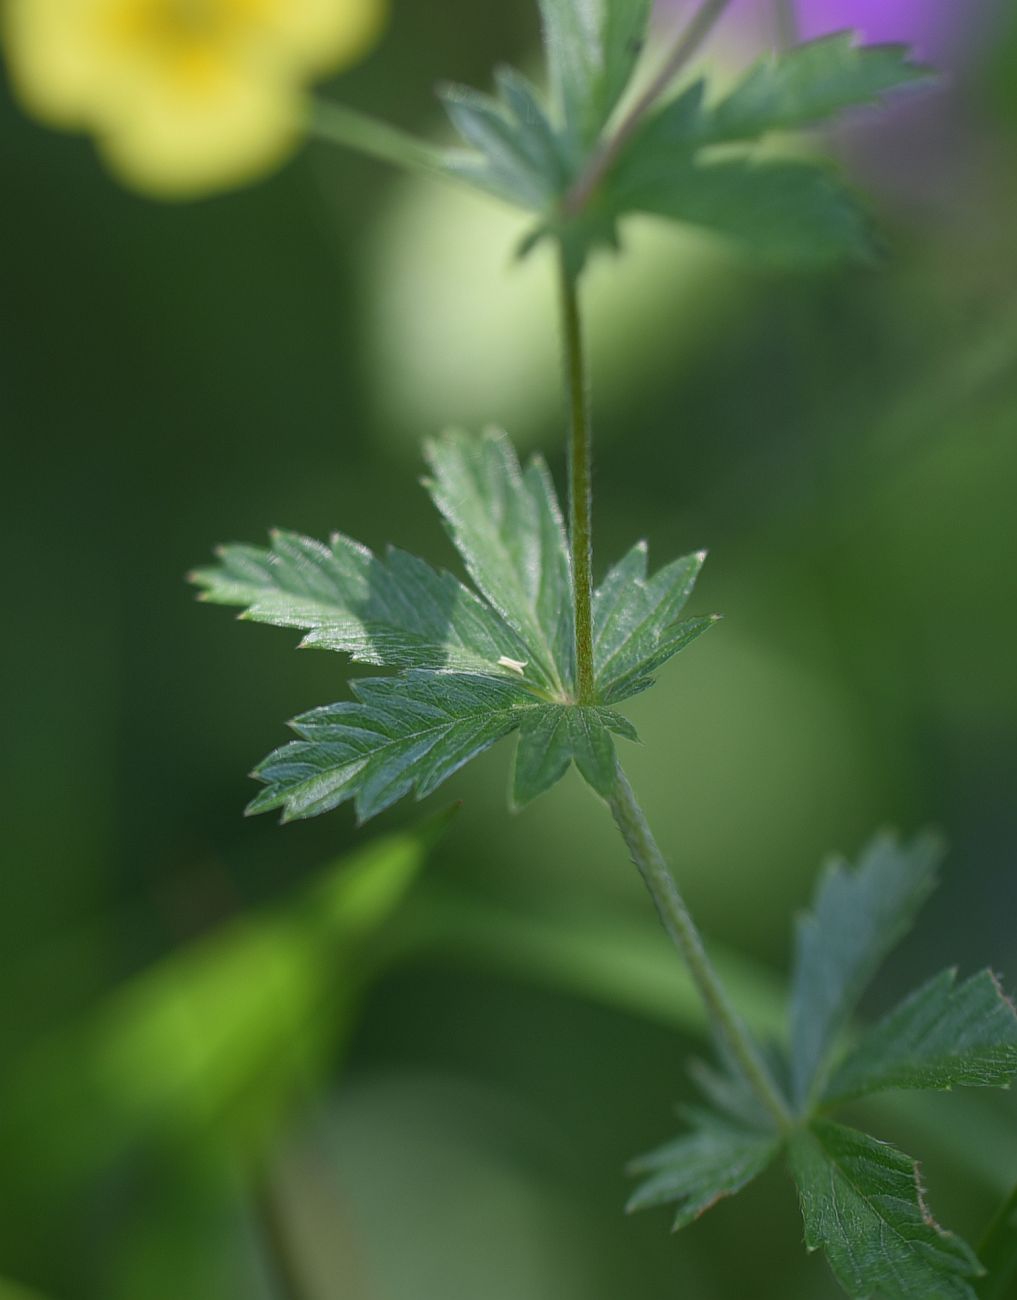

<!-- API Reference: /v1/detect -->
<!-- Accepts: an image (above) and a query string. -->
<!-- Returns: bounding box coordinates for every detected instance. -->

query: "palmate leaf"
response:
[197,428,714,822]
[789,831,943,1110]
[824,968,1017,1104]
[789,1121,984,1300]
[627,1108,780,1229]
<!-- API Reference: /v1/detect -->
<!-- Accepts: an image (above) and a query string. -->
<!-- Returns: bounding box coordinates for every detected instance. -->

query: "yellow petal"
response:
[258,0,387,75]
[95,54,300,197]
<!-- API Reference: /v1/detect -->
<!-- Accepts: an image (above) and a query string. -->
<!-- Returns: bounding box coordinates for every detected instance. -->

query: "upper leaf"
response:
[538,0,651,151]
[789,831,943,1110]
[593,541,717,702]
[424,428,575,698]
[191,529,533,681]
[824,968,1017,1104]
[627,1107,780,1230]
[789,1120,983,1300]
[704,33,932,143]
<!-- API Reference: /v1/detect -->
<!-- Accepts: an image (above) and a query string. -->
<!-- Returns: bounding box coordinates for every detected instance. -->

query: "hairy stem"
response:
[310,100,450,178]
[774,0,799,51]
[557,248,596,704]
[565,0,735,216]
[608,766,792,1129]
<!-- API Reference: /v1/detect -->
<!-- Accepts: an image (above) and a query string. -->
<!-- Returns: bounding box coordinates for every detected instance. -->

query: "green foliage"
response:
[195,428,712,820]
[439,20,930,270]
[789,830,942,1109]
[627,1108,780,1228]
[789,1121,983,1299]
[824,968,1017,1103]
[627,833,1017,1298]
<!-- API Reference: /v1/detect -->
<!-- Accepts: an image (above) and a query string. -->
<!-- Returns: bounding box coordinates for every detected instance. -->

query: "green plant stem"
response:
[774,0,799,50]
[557,248,596,704]
[564,0,735,216]
[607,766,792,1129]
[309,100,450,179]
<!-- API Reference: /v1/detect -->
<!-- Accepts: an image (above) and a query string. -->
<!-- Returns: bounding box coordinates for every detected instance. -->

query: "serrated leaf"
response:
[538,0,651,151]
[789,1120,983,1300]
[824,969,1017,1104]
[250,672,538,823]
[616,155,875,266]
[424,428,575,698]
[789,831,943,1110]
[512,702,634,806]
[593,542,716,702]
[627,1108,780,1229]
[706,33,932,144]
[688,1058,775,1131]
[191,530,536,681]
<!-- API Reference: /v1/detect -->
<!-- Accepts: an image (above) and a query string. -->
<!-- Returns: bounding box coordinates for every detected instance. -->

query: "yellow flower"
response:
[2,0,385,197]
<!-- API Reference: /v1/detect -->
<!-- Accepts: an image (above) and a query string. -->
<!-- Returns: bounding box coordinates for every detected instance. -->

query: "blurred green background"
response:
[3,2,1017,1297]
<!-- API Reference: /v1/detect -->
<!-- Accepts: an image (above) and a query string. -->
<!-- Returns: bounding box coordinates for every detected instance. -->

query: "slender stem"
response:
[255,1171,311,1300]
[564,0,735,217]
[557,248,596,704]
[309,100,450,179]
[607,766,792,1129]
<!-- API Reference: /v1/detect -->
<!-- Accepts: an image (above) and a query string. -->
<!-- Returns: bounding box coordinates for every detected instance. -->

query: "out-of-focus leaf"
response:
[789,831,943,1109]
[1,819,448,1195]
[593,542,717,702]
[824,969,1017,1104]
[614,156,875,267]
[627,1108,780,1227]
[789,1120,983,1299]
[423,427,575,696]
[537,0,651,149]
[705,33,932,143]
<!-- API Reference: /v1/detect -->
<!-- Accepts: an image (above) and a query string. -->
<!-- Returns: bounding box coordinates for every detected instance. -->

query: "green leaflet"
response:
[249,672,538,823]
[627,1108,780,1229]
[824,968,1017,1104]
[593,541,717,702]
[424,428,576,698]
[789,1121,983,1300]
[190,529,534,682]
[789,830,943,1109]
[513,703,636,806]
[705,33,932,143]
[537,0,651,151]
[197,428,716,820]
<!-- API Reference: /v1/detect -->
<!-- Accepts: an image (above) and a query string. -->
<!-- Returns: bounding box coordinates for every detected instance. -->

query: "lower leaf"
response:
[789,1120,983,1300]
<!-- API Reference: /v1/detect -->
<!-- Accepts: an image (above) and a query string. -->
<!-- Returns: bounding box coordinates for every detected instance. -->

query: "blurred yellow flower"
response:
[2,0,385,197]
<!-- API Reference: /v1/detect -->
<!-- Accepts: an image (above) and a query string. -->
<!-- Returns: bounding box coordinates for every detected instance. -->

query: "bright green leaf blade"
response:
[617,156,876,266]
[627,1108,780,1228]
[706,33,932,143]
[512,702,630,806]
[789,830,943,1109]
[593,544,715,701]
[424,428,575,696]
[824,969,1017,1104]
[789,1120,983,1300]
[190,529,532,681]
[250,671,538,823]
[598,0,653,127]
